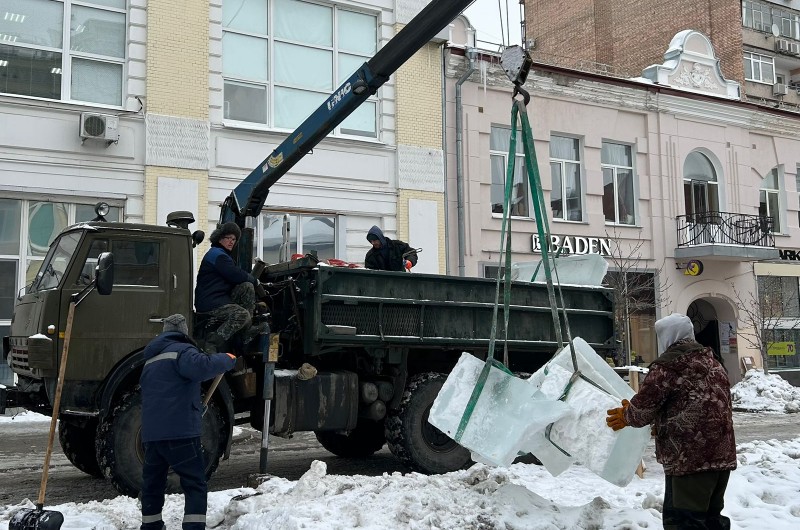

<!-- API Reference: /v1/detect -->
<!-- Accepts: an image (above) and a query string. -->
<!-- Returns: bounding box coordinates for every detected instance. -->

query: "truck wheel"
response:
[385,372,471,474]
[58,419,103,478]
[96,389,228,497]
[314,420,386,457]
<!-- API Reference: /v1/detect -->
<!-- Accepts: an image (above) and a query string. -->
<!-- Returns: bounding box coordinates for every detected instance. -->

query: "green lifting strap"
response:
[455,98,568,442]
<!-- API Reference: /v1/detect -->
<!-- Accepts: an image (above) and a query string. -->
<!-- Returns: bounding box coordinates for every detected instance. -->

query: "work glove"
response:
[606,399,630,431]
[404,259,412,270]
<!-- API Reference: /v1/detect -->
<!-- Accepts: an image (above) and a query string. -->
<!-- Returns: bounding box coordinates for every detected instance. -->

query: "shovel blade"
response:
[9,508,64,530]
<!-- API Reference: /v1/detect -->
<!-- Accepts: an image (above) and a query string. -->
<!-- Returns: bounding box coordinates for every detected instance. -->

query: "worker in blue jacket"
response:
[139,314,236,530]
[194,222,259,353]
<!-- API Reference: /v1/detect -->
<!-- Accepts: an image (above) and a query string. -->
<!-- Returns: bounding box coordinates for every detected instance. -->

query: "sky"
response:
[463,0,523,49]
[1,369,799,529]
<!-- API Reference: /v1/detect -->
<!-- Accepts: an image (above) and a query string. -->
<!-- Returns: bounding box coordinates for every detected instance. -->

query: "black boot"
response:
[204,332,225,354]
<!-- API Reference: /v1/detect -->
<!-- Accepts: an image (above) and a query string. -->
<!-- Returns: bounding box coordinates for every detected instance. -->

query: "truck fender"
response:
[98,351,235,459]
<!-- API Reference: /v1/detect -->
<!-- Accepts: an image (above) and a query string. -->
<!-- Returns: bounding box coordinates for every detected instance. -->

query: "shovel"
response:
[10,296,81,530]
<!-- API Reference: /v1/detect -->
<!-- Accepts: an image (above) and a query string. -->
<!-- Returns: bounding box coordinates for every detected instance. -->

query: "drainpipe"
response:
[441,43,450,275]
[456,46,476,277]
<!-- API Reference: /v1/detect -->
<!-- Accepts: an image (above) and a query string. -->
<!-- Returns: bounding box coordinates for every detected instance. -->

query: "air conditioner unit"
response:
[789,42,800,55]
[776,39,790,53]
[773,83,789,96]
[79,112,119,144]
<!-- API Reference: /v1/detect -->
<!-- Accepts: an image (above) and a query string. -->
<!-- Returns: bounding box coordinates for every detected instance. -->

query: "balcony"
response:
[675,212,779,261]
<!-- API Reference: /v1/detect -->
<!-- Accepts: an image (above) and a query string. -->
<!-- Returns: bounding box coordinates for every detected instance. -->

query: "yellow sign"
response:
[684,259,704,276]
[767,341,795,356]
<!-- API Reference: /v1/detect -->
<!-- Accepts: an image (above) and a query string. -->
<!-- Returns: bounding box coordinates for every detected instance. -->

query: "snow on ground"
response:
[1,370,799,529]
[0,409,52,423]
[732,369,800,413]
[1,438,799,529]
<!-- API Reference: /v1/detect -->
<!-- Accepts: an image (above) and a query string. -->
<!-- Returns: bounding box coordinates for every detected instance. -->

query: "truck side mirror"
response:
[95,252,114,296]
[192,230,205,248]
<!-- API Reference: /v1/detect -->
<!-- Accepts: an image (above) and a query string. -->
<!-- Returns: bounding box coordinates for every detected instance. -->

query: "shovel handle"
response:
[38,300,77,507]
[203,373,224,407]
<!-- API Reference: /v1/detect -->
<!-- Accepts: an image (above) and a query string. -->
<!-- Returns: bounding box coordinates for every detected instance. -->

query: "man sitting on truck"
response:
[195,222,261,353]
[364,225,418,271]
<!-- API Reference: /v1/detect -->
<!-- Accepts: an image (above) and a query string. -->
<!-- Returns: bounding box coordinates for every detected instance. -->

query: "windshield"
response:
[30,232,82,293]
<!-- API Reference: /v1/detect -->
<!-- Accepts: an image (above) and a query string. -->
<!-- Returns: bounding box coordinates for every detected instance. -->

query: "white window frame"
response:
[257,211,338,262]
[221,0,379,138]
[0,0,127,107]
[760,167,783,234]
[549,135,583,222]
[601,141,636,226]
[489,125,530,219]
[744,52,776,84]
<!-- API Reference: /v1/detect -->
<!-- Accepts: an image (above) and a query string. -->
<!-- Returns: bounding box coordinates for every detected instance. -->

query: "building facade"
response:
[444,16,800,384]
[0,0,450,385]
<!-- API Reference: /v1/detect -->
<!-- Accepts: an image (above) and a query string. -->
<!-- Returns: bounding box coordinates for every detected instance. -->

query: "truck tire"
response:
[385,372,471,474]
[58,419,103,478]
[314,420,386,457]
[96,388,227,497]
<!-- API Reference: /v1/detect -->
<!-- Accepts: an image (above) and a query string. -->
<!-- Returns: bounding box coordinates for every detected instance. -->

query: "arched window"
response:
[683,151,719,222]
[760,168,781,233]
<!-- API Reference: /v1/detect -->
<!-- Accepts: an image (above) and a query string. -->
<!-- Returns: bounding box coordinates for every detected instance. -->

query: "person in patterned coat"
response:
[606,313,736,529]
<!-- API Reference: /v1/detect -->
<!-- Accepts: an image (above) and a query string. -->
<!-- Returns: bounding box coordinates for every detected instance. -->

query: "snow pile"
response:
[0,409,52,423]
[732,370,800,413]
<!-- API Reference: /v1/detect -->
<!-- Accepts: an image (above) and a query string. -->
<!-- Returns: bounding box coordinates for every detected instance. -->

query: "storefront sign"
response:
[779,249,800,260]
[531,235,612,256]
[767,341,795,356]
[683,259,704,276]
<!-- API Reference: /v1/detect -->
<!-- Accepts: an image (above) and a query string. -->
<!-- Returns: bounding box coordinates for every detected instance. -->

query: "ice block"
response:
[429,352,571,467]
[525,338,651,486]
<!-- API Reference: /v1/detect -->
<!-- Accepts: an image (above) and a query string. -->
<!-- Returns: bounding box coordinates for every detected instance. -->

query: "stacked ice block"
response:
[429,337,651,487]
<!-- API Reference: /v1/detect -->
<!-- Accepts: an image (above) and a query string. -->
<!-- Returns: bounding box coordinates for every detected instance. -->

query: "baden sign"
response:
[531,235,612,256]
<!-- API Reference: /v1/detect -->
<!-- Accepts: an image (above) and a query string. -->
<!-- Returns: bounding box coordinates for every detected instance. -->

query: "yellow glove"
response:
[606,399,630,431]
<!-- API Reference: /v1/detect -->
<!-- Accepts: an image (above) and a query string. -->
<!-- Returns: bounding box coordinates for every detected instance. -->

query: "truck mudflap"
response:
[262,370,359,435]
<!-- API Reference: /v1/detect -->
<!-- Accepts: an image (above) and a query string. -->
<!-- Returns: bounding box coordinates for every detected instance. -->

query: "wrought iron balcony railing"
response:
[676,212,775,247]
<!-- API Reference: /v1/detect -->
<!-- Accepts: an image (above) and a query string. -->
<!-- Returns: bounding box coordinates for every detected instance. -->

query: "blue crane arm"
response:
[219,0,474,231]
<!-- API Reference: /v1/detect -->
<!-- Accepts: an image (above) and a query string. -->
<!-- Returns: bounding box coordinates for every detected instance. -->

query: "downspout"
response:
[456,46,476,277]
[441,42,450,275]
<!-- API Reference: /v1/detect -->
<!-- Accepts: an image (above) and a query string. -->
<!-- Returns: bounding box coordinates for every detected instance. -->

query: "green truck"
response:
[1,0,615,497]
[2,213,614,496]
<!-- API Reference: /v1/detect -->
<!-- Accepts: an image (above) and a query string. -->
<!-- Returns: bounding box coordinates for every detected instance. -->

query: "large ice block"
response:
[525,338,651,487]
[429,352,571,467]
[510,254,609,286]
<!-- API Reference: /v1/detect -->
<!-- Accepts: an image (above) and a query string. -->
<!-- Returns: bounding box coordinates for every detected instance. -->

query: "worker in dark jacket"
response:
[139,314,236,530]
[606,313,736,530]
[364,225,417,271]
[195,222,259,352]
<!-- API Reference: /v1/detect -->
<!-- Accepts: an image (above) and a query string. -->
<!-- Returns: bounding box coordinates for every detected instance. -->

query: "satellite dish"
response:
[772,24,780,38]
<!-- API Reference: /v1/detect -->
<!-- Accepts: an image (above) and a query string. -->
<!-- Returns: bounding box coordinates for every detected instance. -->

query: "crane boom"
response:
[220,0,474,233]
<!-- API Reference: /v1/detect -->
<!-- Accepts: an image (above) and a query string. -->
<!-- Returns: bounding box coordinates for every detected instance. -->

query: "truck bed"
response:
[263,259,614,364]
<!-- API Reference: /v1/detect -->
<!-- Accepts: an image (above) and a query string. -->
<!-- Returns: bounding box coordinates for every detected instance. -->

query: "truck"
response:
[1,0,615,497]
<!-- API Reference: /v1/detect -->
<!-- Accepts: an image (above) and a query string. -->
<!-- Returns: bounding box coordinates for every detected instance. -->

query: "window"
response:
[744,52,775,84]
[683,151,719,222]
[222,0,378,137]
[259,213,336,263]
[760,167,782,233]
[601,142,635,225]
[0,0,127,105]
[490,126,528,217]
[772,8,800,40]
[0,197,121,331]
[113,240,160,286]
[549,136,582,221]
[742,1,772,32]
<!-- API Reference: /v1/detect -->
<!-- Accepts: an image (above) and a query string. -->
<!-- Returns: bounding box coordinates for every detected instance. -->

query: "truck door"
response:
[63,235,171,382]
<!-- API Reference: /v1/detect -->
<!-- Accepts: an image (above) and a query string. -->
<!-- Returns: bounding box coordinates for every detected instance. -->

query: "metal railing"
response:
[676,212,775,247]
